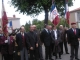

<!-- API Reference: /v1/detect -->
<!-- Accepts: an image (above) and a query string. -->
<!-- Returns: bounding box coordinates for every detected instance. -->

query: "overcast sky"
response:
[0,0,80,25]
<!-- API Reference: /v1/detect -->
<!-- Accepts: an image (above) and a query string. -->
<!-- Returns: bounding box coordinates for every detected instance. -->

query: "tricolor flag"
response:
[2,0,8,34]
[65,0,70,24]
[7,21,12,28]
[50,0,60,26]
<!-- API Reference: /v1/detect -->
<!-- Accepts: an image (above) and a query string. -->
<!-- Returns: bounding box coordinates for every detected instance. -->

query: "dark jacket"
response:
[16,32,28,51]
[67,28,80,45]
[40,29,52,46]
[27,31,38,49]
[51,30,61,52]
[34,30,43,46]
[1,36,15,54]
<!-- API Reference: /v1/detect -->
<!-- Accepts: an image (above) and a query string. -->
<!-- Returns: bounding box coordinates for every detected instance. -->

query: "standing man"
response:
[0,28,3,60]
[33,25,44,60]
[67,23,80,60]
[27,25,39,60]
[51,25,61,59]
[59,25,69,54]
[16,26,28,60]
[40,25,53,60]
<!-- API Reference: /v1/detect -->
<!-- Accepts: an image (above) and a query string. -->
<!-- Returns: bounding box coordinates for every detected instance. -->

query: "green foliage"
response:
[57,18,69,28]
[25,18,69,31]
[25,21,31,32]
[11,0,73,16]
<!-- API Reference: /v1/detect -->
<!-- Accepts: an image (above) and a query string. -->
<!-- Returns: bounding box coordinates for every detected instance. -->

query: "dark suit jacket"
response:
[67,28,80,45]
[51,30,61,45]
[27,31,38,49]
[40,29,52,46]
[16,32,28,51]
[0,36,14,54]
[51,30,61,52]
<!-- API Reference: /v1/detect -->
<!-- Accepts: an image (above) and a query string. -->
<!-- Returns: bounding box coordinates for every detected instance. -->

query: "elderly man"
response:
[59,25,69,54]
[67,23,80,60]
[16,26,28,60]
[32,25,44,60]
[27,25,39,60]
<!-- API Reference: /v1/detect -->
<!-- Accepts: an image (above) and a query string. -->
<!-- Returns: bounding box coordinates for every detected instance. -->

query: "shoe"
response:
[49,59,54,60]
[75,58,80,60]
[66,52,69,54]
[59,57,61,59]
[70,58,73,60]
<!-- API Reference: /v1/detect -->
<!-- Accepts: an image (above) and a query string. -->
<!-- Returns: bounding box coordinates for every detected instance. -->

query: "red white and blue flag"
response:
[50,1,60,26]
[1,0,8,34]
[65,0,70,24]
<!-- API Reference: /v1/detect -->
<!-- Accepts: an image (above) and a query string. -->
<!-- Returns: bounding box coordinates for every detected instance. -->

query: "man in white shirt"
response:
[51,25,61,59]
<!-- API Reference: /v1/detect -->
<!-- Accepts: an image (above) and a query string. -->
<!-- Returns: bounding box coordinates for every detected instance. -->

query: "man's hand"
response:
[5,40,8,43]
[30,47,33,50]
[36,43,38,47]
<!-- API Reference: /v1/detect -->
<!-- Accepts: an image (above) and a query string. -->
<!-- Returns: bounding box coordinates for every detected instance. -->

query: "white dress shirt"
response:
[53,29,57,40]
[45,28,48,33]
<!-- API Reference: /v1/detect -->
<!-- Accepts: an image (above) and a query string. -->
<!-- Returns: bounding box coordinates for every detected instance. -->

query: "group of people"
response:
[0,22,80,60]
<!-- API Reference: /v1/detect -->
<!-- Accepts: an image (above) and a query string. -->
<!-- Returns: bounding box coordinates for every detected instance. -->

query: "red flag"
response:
[2,0,8,34]
[50,2,60,26]
[65,0,70,24]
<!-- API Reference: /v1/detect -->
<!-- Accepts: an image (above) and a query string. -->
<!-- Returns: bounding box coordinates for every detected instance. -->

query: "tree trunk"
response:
[44,9,48,25]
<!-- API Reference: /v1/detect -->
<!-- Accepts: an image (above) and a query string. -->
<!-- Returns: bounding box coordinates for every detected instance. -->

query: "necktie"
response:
[74,29,76,35]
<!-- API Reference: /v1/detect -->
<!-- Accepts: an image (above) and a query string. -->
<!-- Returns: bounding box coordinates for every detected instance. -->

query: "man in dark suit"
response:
[16,26,28,60]
[59,25,69,54]
[27,25,39,60]
[33,25,44,60]
[0,28,3,60]
[51,25,61,59]
[40,25,53,60]
[67,23,80,60]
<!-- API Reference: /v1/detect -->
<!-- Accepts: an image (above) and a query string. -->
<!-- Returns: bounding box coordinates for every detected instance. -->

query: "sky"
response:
[0,0,80,25]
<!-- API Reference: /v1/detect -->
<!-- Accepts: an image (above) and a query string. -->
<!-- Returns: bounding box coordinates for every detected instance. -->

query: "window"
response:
[77,11,80,22]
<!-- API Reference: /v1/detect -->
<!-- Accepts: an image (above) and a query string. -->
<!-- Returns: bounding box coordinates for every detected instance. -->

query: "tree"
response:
[25,21,31,32]
[11,0,73,24]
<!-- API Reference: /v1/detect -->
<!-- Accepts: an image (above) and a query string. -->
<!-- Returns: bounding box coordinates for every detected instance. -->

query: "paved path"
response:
[0,43,80,60]
[42,44,80,60]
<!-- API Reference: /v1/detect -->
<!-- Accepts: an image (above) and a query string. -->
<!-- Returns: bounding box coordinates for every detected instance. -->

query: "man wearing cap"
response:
[67,22,80,60]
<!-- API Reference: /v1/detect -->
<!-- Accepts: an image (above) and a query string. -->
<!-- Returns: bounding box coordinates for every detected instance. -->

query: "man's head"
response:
[59,25,63,30]
[71,22,76,28]
[45,25,50,29]
[30,25,35,31]
[32,25,37,30]
[20,26,25,32]
[48,25,52,30]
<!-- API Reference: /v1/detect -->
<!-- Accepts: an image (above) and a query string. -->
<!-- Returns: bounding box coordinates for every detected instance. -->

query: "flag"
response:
[7,21,13,33]
[2,0,8,34]
[50,0,60,26]
[7,21,12,27]
[65,0,70,24]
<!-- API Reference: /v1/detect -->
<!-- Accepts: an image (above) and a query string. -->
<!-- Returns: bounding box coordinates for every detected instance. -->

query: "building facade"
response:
[0,15,20,33]
[69,8,80,28]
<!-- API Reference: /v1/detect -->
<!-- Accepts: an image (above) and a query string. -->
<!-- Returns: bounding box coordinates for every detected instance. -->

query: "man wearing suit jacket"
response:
[33,25,44,60]
[27,25,39,60]
[67,23,80,60]
[16,26,28,60]
[51,25,61,59]
[40,25,53,60]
